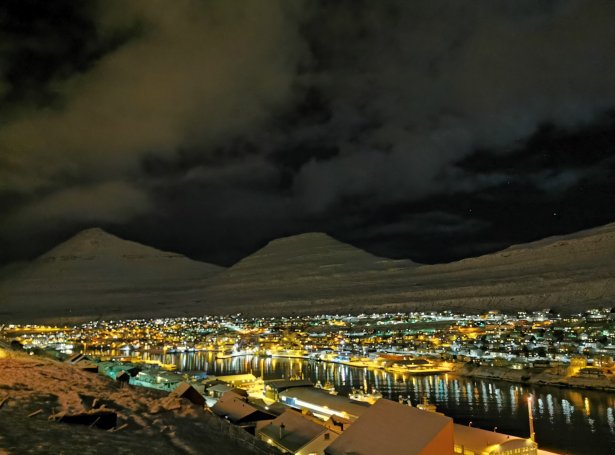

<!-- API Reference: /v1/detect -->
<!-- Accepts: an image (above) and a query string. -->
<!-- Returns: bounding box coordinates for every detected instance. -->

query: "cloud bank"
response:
[1,0,614,264]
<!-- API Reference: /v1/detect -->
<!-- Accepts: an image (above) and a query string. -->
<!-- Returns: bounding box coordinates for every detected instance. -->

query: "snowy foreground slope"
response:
[0,351,256,455]
[0,222,614,323]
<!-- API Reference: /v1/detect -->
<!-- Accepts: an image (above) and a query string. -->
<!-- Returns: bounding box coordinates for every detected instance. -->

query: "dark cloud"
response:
[290,1,615,211]
[0,0,614,266]
[0,0,308,215]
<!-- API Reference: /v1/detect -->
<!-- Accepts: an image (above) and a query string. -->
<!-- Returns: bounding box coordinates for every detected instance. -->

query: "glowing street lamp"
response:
[527,395,535,442]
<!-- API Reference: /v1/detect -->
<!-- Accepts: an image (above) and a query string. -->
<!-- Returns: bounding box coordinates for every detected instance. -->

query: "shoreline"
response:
[84,346,615,394]
[8,336,615,394]
[94,348,615,394]
[450,363,615,392]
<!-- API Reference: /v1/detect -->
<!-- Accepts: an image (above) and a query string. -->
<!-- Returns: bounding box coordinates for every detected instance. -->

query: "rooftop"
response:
[211,392,271,423]
[280,387,370,420]
[325,398,453,455]
[453,424,536,453]
[259,410,329,453]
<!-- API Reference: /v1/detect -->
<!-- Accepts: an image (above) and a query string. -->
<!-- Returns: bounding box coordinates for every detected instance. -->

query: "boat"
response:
[348,388,382,404]
[416,396,438,413]
[216,348,249,359]
[315,380,338,395]
[384,358,452,375]
[166,345,197,353]
[268,349,309,358]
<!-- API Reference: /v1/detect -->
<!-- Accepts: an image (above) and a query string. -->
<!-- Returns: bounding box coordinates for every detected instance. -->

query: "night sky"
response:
[1,0,614,267]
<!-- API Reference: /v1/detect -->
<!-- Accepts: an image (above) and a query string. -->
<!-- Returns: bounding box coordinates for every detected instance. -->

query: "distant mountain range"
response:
[1,223,614,323]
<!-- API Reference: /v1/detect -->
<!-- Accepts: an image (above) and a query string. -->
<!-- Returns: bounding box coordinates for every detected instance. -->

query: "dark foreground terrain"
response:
[0,350,260,455]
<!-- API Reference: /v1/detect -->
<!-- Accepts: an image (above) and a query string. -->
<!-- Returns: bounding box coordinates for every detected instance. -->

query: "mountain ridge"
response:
[40,227,201,261]
[0,227,224,323]
[202,222,615,316]
[1,223,614,322]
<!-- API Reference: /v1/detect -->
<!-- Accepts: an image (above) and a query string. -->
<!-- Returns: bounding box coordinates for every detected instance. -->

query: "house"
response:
[64,353,98,373]
[325,414,352,432]
[577,367,606,378]
[214,373,258,386]
[131,370,181,391]
[258,410,337,455]
[202,378,226,389]
[206,383,249,399]
[77,360,99,373]
[324,398,454,455]
[115,370,131,384]
[264,379,313,400]
[64,353,86,364]
[211,392,274,427]
[170,382,205,406]
[250,398,289,416]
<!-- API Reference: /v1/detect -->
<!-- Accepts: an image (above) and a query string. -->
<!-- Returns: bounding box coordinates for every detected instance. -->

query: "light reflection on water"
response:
[103,351,615,455]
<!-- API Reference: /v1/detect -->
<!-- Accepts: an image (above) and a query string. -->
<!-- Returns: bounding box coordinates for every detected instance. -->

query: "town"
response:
[2,309,615,454]
[3,308,615,378]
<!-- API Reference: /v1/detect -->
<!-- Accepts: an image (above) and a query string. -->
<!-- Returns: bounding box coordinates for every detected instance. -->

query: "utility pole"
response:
[528,395,536,442]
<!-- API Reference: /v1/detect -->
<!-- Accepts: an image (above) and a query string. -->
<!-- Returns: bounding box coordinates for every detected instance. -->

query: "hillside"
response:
[200,232,417,314]
[202,224,615,315]
[1,223,614,323]
[0,350,258,454]
[0,228,224,323]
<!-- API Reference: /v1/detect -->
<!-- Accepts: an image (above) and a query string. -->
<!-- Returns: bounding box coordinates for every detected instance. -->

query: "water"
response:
[125,351,615,454]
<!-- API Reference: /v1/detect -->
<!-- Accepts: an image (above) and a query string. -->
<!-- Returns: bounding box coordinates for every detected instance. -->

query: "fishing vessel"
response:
[315,380,338,395]
[348,387,383,404]
[416,396,438,413]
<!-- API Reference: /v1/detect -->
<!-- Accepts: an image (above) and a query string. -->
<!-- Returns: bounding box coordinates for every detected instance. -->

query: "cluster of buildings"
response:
[4,310,601,454]
[62,352,556,455]
[3,308,615,378]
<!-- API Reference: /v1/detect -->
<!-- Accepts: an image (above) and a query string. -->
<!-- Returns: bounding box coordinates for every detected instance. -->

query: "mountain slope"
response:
[2,223,614,322]
[203,224,615,315]
[0,228,224,322]
[224,232,415,277]
[198,233,416,314]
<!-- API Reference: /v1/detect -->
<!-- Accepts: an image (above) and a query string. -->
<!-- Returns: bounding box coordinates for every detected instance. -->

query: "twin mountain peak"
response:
[1,223,614,322]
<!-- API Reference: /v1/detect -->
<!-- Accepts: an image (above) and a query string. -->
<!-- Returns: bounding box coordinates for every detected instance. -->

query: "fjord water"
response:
[136,351,615,455]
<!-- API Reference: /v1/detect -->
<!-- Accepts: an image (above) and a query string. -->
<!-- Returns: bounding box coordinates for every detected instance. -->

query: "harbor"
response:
[87,350,615,455]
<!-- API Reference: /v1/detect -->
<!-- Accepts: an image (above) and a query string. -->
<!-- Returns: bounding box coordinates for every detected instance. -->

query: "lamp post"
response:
[527,395,535,442]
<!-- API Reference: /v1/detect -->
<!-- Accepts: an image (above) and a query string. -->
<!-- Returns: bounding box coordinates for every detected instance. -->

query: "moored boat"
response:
[384,358,452,375]
[348,387,382,404]
[416,396,438,413]
[315,380,338,395]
